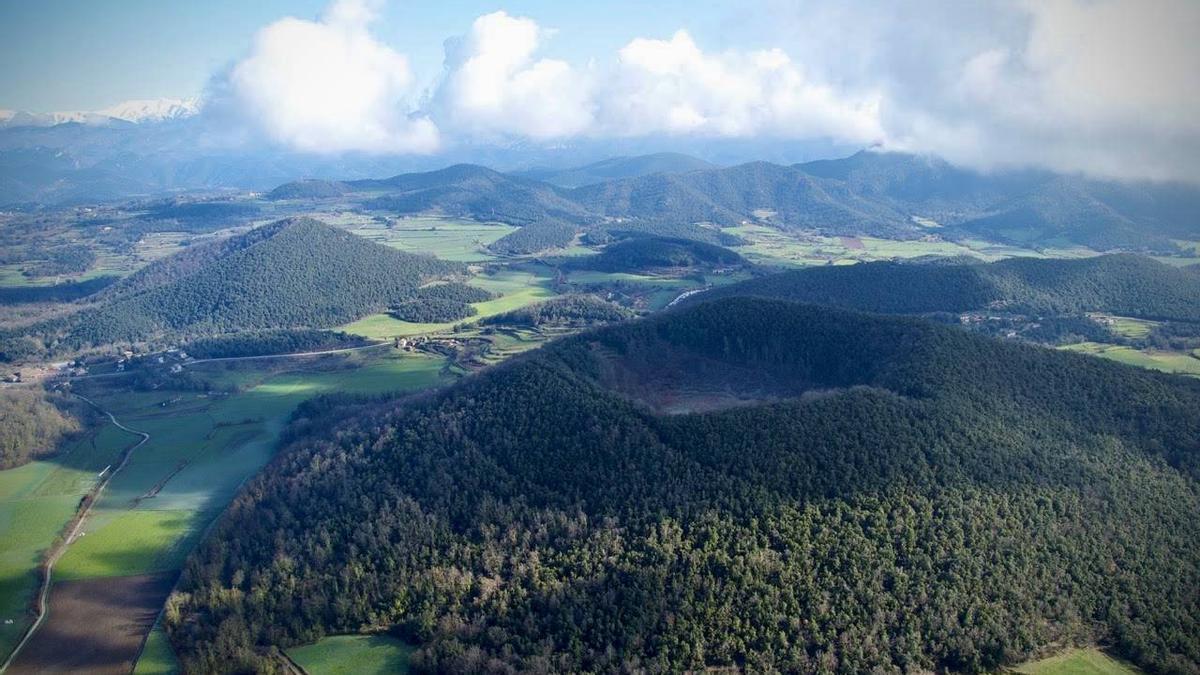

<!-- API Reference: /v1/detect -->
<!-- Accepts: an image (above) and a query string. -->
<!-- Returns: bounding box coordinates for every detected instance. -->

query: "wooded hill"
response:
[515,152,716,188]
[168,297,1200,674]
[0,218,459,359]
[565,236,745,273]
[354,164,593,226]
[265,151,1200,250]
[696,253,1200,321]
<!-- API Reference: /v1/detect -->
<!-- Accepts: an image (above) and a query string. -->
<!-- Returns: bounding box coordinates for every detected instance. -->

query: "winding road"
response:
[0,395,149,673]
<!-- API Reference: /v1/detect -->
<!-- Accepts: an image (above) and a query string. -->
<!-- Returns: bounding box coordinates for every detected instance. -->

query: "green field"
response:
[1011,648,1143,674]
[0,423,134,657]
[340,215,516,262]
[55,353,451,581]
[342,266,559,339]
[1090,314,1157,339]
[133,622,180,674]
[1062,342,1200,377]
[288,634,413,675]
[719,224,1100,268]
[0,350,452,667]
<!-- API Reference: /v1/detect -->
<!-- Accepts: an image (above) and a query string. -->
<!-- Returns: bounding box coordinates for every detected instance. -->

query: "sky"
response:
[0,0,735,111]
[1,0,1198,183]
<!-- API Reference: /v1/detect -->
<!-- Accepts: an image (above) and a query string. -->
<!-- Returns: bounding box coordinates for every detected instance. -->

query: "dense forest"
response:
[388,284,496,323]
[0,218,460,360]
[698,253,1200,321]
[138,199,260,232]
[482,294,633,328]
[356,165,593,226]
[487,221,578,255]
[0,389,86,469]
[589,220,744,247]
[389,299,475,323]
[567,236,744,273]
[570,161,914,236]
[266,179,350,200]
[515,152,715,188]
[181,329,369,359]
[168,298,1200,674]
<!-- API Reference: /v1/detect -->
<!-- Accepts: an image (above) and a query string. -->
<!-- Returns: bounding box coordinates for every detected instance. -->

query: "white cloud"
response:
[433,11,593,139]
[229,0,438,154]
[217,0,1200,182]
[781,0,1200,182]
[431,17,882,147]
[601,30,883,142]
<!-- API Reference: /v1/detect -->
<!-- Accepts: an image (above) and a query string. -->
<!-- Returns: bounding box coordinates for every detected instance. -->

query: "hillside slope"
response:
[571,161,912,236]
[696,254,1200,321]
[7,218,459,355]
[798,151,1200,250]
[169,298,1200,674]
[354,164,593,225]
[566,236,744,272]
[517,152,717,188]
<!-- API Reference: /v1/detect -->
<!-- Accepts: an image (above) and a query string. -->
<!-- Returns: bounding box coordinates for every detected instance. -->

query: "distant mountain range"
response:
[265,152,1200,252]
[513,152,717,188]
[0,97,200,128]
[2,117,1198,252]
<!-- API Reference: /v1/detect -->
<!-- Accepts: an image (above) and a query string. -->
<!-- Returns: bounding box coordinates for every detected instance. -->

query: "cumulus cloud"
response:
[221,0,1200,182]
[600,30,883,142]
[433,11,594,139]
[430,14,882,146]
[229,0,437,154]
[769,0,1200,181]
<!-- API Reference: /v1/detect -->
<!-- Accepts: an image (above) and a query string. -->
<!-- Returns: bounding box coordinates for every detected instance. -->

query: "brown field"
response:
[8,572,175,675]
[839,236,865,250]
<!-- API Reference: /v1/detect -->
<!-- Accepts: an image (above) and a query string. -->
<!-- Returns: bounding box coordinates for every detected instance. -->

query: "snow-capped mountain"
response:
[0,97,200,128]
[97,97,200,123]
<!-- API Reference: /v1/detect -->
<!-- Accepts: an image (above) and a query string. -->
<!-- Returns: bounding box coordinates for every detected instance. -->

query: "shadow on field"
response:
[8,571,176,675]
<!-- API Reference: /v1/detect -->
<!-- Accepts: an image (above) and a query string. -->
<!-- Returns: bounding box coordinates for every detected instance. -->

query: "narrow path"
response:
[182,340,390,366]
[62,340,392,384]
[666,285,711,308]
[0,395,149,673]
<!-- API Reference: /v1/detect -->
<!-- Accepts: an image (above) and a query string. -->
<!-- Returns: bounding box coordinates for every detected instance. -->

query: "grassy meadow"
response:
[133,622,181,674]
[341,265,560,339]
[1061,342,1200,377]
[288,634,413,675]
[1011,648,1143,674]
[0,423,135,657]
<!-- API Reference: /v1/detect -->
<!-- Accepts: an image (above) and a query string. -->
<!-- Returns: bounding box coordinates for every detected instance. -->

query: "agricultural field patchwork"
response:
[0,423,134,658]
[338,214,517,262]
[0,350,452,670]
[341,265,561,339]
[720,224,1099,268]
